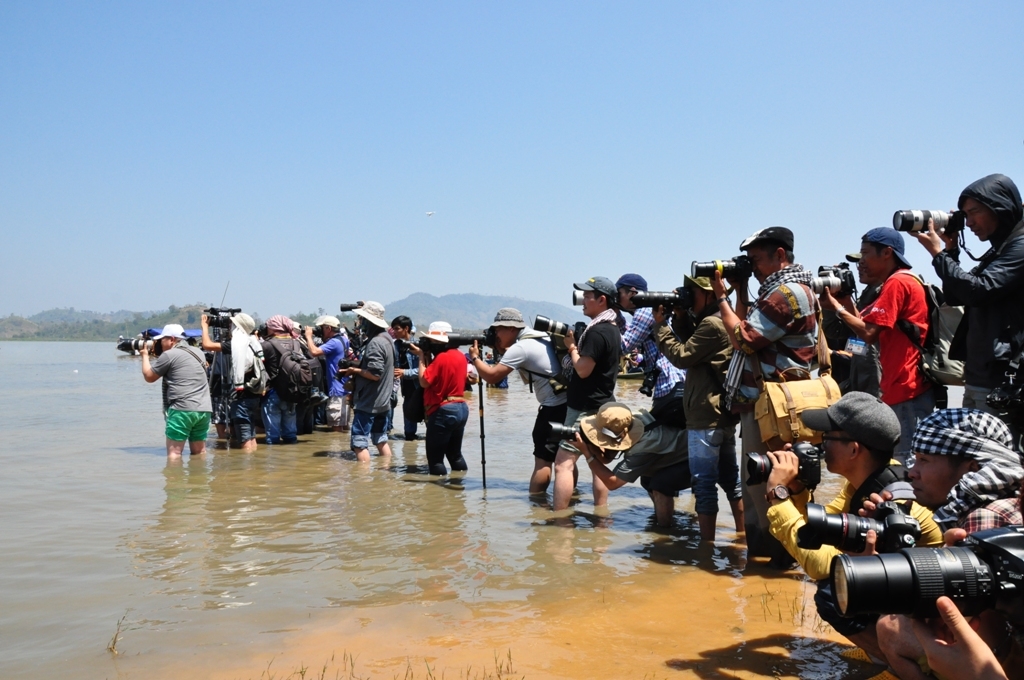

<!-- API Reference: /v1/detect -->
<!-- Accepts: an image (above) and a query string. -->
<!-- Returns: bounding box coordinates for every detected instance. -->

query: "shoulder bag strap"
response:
[816,309,832,376]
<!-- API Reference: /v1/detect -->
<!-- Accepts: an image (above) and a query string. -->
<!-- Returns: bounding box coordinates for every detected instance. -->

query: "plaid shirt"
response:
[621,307,686,398]
[957,497,1022,535]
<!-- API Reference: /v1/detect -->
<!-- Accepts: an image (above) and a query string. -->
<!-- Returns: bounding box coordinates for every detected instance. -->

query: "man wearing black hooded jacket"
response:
[914,173,1024,419]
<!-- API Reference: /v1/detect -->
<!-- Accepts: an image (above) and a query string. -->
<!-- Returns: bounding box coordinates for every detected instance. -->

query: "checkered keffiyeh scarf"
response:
[724,264,815,406]
[912,408,1024,528]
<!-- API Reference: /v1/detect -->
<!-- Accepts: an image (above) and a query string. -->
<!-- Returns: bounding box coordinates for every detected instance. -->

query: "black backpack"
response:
[270,338,317,403]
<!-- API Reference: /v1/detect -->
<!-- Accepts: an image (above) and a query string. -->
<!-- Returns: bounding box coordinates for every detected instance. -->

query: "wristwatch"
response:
[766,485,792,503]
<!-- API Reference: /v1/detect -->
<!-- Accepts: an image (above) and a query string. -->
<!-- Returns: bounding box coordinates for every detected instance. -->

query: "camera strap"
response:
[849,464,913,515]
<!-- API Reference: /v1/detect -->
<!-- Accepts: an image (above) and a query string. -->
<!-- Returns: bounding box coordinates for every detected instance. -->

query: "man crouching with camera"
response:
[764,392,943,661]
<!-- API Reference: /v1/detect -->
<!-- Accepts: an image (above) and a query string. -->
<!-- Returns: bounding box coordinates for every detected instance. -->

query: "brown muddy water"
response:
[1,342,897,679]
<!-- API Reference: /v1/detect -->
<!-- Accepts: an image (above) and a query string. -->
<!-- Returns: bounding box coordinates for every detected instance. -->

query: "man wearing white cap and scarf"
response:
[140,323,213,459]
[337,301,395,462]
[201,312,265,452]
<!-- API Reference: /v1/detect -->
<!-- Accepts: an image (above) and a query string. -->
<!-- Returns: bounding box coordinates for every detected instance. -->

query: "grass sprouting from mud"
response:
[252,649,524,680]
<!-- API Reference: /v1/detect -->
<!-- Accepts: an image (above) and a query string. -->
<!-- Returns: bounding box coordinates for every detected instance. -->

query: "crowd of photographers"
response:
[131,172,1024,679]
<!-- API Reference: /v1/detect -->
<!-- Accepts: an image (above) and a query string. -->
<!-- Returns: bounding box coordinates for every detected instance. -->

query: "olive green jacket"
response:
[653,313,737,430]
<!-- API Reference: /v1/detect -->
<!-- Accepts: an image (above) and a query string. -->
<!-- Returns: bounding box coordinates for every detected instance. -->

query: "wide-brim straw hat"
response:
[579,402,645,451]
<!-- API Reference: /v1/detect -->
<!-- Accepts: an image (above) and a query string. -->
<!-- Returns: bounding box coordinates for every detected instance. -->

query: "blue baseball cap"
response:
[615,273,648,292]
[862,227,912,269]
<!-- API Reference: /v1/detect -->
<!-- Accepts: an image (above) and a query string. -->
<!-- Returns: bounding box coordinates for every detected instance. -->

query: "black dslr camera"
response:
[547,422,579,444]
[630,287,696,310]
[117,334,161,355]
[811,263,857,298]
[339,301,364,312]
[447,328,497,349]
[745,441,822,488]
[797,500,921,554]
[204,307,241,329]
[831,526,1024,622]
[691,255,753,281]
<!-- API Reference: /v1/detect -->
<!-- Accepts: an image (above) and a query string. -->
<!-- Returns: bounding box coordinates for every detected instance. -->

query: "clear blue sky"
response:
[2,2,1022,318]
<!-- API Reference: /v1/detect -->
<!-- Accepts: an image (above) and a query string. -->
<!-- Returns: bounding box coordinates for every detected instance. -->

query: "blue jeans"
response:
[229,394,260,443]
[687,426,741,515]
[891,389,935,466]
[425,402,470,475]
[262,389,297,444]
[351,409,389,450]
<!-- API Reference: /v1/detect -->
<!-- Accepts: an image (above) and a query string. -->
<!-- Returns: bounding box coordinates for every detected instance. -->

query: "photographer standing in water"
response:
[304,316,350,433]
[201,312,265,452]
[710,226,819,567]
[140,323,213,459]
[470,308,568,494]
[652,275,743,542]
[412,321,470,476]
[552,276,623,513]
[336,302,394,462]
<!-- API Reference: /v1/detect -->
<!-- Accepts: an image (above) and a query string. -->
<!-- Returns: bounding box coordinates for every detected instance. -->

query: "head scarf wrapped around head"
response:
[911,408,1023,528]
[266,315,298,338]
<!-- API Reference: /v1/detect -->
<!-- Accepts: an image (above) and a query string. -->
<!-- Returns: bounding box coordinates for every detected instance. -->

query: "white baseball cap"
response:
[153,323,186,340]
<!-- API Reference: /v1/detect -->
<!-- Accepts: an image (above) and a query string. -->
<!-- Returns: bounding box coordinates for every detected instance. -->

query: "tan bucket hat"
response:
[354,301,388,329]
[579,402,645,451]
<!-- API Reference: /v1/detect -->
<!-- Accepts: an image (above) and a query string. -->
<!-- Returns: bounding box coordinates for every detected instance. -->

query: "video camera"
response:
[810,263,857,298]
[534,315,587,340]
[831,526,1024,622]
[204,307,241,330]
[339,301,365,313]
[797,500,921,554]
[630,287,696,310]
[893,210,965,236]
[691,255,753,281]
[745,441,822,488]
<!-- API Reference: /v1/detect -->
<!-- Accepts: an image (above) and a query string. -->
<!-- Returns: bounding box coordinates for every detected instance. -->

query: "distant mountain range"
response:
[0,294,585,341]
[386,293,585,331]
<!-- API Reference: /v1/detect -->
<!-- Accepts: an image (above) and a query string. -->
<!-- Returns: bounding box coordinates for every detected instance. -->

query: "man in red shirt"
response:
[411,321,470,476]
[820,227,933,465]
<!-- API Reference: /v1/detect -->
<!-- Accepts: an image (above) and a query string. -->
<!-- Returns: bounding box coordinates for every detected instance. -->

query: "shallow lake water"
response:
[1,341,928,679]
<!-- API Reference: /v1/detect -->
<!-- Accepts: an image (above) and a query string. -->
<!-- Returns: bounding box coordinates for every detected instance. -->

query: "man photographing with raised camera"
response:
[710,226,819,566]
[552,276,623,513]
[819,227,933,466]
[470,308,568,495]
[303,316,350,433]
[140,323,213,459]
[912,173,1024,422]
[764,392,942,661]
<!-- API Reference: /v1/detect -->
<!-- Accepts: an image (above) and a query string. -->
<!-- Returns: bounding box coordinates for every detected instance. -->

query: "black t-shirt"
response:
[567,321,622,411]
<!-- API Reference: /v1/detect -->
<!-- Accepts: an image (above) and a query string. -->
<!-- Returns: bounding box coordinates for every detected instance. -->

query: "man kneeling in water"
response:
[572,402,713,527]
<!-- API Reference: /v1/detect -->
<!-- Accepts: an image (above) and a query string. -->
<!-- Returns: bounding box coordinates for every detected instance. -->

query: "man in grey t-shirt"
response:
[141,324,213,459]
[337,302,395,462]
[470,308,569,494]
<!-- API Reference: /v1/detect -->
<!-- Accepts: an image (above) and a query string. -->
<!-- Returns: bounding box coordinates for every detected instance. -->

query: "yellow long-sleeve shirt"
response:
[766,469,944,581]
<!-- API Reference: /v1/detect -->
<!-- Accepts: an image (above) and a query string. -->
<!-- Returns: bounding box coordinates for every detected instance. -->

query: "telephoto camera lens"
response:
[630,288,695,310]
[691,255,753,280]
[892,210,952,234]
[809,275,843,295]
[831,547,995,619]
[572,290,585,306]
[534,315,570,337]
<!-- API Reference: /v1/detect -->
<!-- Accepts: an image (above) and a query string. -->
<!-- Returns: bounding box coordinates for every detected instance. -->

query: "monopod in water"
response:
[478,379,487,488]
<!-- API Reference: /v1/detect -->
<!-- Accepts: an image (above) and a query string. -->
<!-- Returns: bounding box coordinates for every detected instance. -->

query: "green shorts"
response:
[165,409,212,442]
